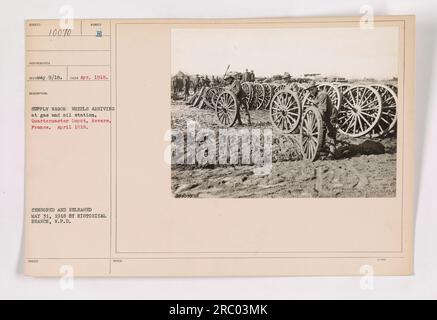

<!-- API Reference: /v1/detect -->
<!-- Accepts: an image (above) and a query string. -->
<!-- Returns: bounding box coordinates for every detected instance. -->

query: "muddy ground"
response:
[170,102,397,198]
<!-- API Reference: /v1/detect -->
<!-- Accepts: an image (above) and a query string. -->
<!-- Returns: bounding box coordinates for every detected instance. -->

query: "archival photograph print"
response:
[170,27,399,198]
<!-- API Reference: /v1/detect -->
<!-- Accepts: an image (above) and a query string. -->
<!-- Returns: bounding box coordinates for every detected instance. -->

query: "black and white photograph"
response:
[170,27,399,198]
[5,0,437,300]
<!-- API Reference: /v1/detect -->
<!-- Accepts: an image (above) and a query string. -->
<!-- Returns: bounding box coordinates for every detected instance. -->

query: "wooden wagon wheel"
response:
[317,82,342,109]
[277,84,286,91]
[215,90,239,127]
[211,86,224,107]
[262,83,273,109]
[241,82,253,109]
[296,83,307,102]
[204,87,217,109]
[253,83,265,110]
[338,85,383,137]
[300,106,325,161]
[368,84,398,138]
[301,92,314,111]
[269,89,302,133]
[386,83,398,96]
[271,84,281,95]
[333,82,352,94]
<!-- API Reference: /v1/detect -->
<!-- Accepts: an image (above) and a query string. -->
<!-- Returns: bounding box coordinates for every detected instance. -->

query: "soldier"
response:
[171,77,178,96]
[305,81,338,158]
[224,72,251,126]
[249,70,255,82]
[204,75,211,87]
[183,76,191,101]
[243,69,250,82]
[282,72,299,92]
[282,72,292,84]
[194,74,200,93]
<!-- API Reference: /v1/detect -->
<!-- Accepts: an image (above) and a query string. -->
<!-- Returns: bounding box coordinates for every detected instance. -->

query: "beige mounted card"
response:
[24,16,415,277]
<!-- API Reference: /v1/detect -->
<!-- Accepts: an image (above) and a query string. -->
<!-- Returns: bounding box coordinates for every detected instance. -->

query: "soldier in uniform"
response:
[204,75,211,87]
[199,76,205,88]
[282,72,299,92]
[183,76,191,101]
[194,74,201,93]
[282,72,292,84]
[243,69,250,82]
[249,70,255,82]
[305,81,338,158]
[171,77,178,96]
[224,72,251,126]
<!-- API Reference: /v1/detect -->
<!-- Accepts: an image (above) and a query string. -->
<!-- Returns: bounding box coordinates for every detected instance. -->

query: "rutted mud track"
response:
[171,103,397,198]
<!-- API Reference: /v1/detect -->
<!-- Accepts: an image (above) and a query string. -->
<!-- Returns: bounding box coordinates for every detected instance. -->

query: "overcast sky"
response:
[171,27,399,79]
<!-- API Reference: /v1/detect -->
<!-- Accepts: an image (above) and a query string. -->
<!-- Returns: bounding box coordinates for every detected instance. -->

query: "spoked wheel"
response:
[334,82,352,94]
[317,82,342,109]
[338,85,382,137]
[215,90,239,127]
[296,83,307,102]
[368,84,398,138]
[277,84,286,91]
[211,87,224,106]
[241,82,253,109]
[300,106,324,162]
[253,83,265,110]
[269,89,302,133]
[386,83,398,96]
[262,83,273,109]
[271,84,281,95]
[301,92,314,111]
[204,87,217,109]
